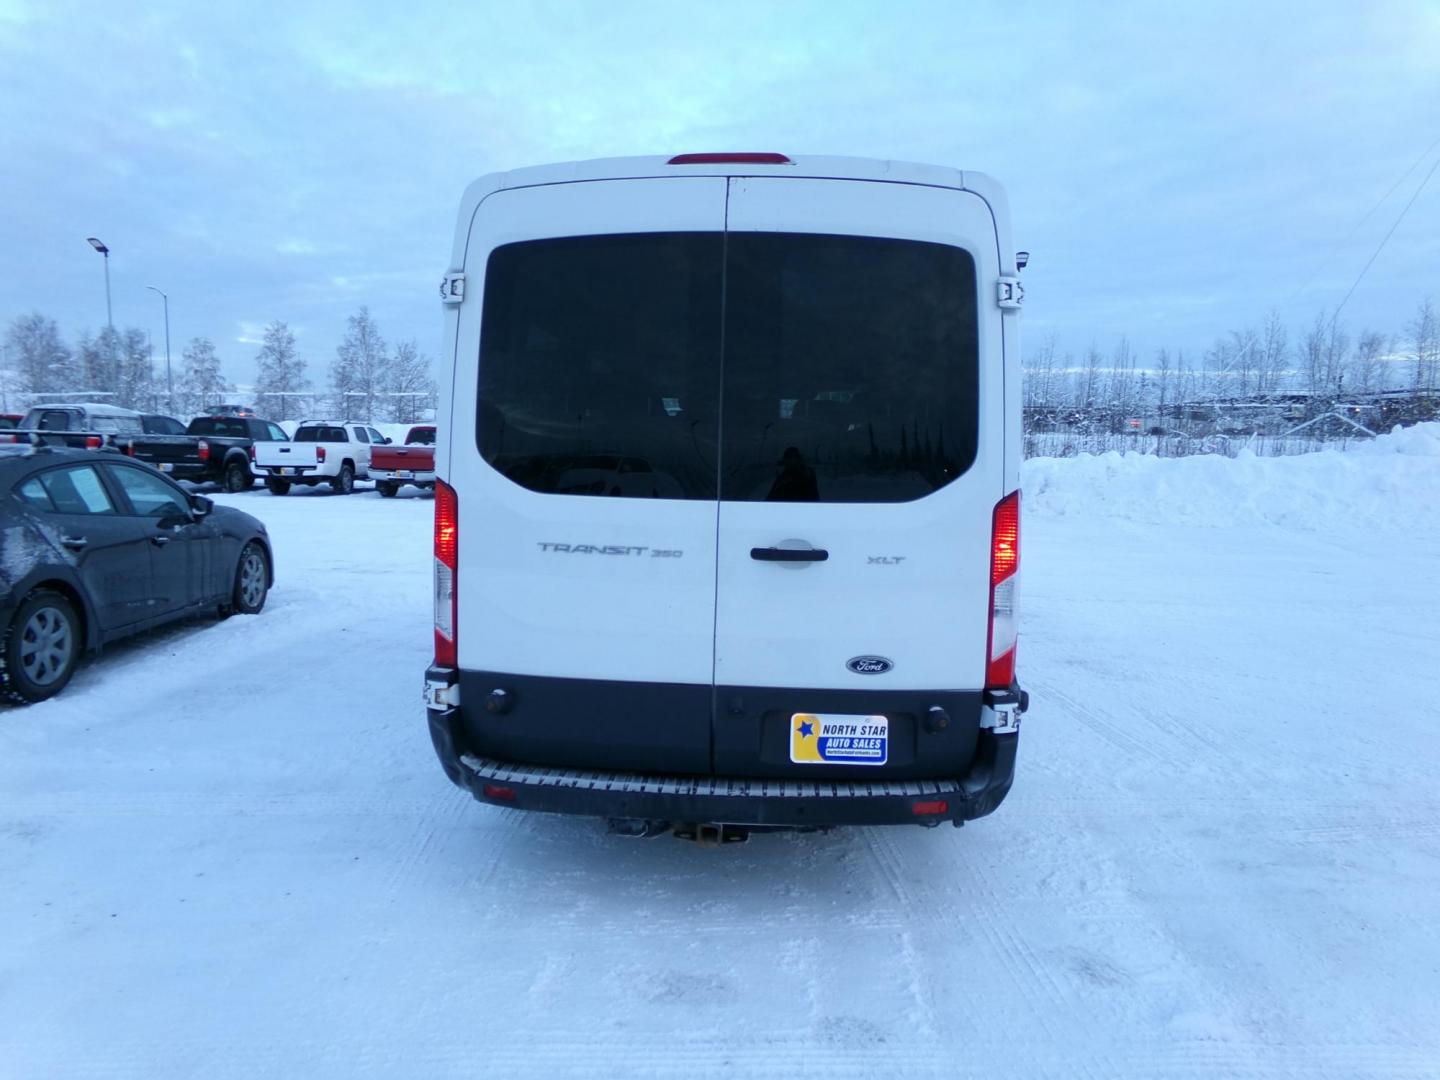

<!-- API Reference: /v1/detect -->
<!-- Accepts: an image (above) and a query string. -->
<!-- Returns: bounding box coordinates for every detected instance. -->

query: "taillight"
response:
[197,439,210,462]
[667,152,792,165]
[316,446,326,463]
[84,435,102,450]
[122,440,135,456]
[434,478,458,667]
[986,491,1021,689]
[247,444,256,461]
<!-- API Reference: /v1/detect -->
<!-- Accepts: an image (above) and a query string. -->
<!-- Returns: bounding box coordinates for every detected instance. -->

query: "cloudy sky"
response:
[2,0,1438,389]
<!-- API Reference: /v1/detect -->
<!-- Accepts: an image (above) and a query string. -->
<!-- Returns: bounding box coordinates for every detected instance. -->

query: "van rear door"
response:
[711,177,1004,779]
[452,178,726,774]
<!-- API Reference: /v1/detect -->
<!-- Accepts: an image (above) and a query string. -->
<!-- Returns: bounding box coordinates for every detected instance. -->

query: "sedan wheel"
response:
[232,543,269,615]
[2,590,81,704]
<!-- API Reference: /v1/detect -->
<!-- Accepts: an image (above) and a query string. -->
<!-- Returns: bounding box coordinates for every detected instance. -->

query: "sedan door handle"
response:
[151,534,172,546]
[60,535,88,551]
[750,546,829,562]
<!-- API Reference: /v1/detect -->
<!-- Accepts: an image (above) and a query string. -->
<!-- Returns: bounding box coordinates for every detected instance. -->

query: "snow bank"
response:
[1022,422,1440,532]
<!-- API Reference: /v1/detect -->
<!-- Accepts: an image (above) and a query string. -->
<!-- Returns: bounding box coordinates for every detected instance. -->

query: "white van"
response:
[425,153,1027,837]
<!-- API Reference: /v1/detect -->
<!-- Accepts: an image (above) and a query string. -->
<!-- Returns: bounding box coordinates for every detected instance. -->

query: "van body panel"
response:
[713,179,1003,696]
[451,179,726,707]
[432,156,1024,823]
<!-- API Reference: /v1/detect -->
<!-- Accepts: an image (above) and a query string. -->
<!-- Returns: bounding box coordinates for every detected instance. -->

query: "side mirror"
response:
[383,436,393,444]
[190,495,214,517]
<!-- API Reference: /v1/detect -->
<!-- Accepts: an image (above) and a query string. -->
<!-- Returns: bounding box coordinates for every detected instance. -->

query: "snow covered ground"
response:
[2,428,1439,1079]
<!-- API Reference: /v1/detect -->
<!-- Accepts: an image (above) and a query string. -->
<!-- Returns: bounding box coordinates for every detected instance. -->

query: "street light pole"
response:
[86,237,116,395]
[146,285,173,414]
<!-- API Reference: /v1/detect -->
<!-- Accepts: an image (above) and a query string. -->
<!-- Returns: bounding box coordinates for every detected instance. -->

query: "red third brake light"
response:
[986,491,1021,689]
[667,152,793,165]
[434,479,458,667]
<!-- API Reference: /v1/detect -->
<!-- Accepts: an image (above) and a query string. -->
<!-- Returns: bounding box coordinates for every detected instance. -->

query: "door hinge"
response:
[996,275,1024,310]
[439,271,465,305]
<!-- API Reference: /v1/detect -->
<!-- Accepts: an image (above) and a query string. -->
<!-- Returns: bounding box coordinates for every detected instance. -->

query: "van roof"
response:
[452,155,1013,271]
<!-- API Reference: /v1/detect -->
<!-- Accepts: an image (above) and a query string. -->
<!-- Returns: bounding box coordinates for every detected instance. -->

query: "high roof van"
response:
[425,153,1027,837]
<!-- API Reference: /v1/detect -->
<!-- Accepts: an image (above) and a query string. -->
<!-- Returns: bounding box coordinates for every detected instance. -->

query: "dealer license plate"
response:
[789,713,888,766]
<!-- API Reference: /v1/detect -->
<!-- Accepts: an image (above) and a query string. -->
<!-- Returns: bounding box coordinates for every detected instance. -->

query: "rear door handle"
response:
[152,534,172,546]
[750,547,829,562]
[60,535,88,551]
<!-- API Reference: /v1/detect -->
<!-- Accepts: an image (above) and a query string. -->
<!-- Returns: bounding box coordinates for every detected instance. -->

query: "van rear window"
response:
[295,426,346,442]
[721,234,977,502]
[476,232,977,502]
[478,233,723,499]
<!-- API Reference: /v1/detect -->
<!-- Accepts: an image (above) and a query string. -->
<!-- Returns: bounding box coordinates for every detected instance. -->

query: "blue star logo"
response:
[797,720,815,738]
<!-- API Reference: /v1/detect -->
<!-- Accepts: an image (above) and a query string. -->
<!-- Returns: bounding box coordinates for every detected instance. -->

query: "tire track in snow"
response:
[854,828,1107,1080]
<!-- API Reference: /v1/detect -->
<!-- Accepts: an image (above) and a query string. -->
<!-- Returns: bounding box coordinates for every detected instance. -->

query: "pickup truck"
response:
[1,402,145,450]
[121,416,291,493]
[370,425,436,496]
[254,421,388,495]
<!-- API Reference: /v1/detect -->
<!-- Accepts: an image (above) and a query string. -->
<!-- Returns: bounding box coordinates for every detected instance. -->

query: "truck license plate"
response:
[789,713,889,766]
[278,467,292,475]
[395,470,413,479]
[160,462,173,472]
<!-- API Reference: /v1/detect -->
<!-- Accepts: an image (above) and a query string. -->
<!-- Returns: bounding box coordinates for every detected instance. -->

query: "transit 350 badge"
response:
[790,713,889,766]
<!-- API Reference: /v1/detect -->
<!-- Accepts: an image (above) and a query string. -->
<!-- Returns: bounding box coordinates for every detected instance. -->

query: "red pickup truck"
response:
[371,425,436,497]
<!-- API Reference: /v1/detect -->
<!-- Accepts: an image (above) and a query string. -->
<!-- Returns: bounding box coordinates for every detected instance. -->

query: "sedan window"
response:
[39,465,116,515]
[15,476,56,512]
[108,466,191,519]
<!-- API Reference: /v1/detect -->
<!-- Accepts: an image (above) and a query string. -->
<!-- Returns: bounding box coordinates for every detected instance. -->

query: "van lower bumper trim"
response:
[428,704,1017,827]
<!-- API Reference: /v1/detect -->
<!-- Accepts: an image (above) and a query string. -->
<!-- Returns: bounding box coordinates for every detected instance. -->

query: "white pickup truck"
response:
[253,421,389,495]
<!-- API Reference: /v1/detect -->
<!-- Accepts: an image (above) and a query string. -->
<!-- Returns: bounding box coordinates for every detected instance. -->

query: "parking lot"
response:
[3,462,1438,1079]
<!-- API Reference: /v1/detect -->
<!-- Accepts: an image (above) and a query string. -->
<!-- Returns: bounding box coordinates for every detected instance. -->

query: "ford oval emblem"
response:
[846,656,893,675]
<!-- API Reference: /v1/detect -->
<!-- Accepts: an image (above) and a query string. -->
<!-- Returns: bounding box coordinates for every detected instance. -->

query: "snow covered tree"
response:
[179,337,227,415]
[1351,331,1386,394]
[1153,348,1173,415]
[1258,309,1289,392]
[5,312,74,401]
[1407,297,1437,392]
[330,306,387,421]
[254,320,309,420]
[384,339,435,423]
[116,328,154,411]
[76,327,123,401]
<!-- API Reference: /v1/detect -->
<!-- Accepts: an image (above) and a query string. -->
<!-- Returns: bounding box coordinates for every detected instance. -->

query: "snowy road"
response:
[3,435,1439,1079]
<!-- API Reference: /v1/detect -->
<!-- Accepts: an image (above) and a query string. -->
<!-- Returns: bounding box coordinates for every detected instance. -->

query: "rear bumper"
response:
[371,467,436,484]
[425,698,1019,829]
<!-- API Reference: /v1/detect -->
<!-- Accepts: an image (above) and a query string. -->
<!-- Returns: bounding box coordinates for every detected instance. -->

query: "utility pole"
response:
[87,237,116,394]
[146,285,173,414]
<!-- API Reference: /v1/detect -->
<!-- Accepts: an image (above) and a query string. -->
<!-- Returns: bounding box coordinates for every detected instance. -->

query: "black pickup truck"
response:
[123,416,290,492]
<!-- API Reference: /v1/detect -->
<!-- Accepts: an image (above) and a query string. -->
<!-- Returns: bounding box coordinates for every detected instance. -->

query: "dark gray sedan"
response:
[0,446,273,703]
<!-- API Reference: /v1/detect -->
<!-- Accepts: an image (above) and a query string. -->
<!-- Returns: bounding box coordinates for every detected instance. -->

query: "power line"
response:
[1333,147,1440,319]
[1284,132,1440,311]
